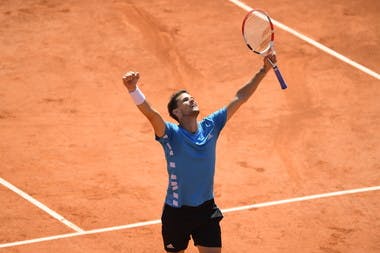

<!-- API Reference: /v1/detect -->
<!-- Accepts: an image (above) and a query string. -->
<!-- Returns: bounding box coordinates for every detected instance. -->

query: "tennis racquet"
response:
[242,10,287,89]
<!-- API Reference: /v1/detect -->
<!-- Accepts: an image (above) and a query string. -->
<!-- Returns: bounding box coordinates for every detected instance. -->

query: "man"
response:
[122,53,276,253]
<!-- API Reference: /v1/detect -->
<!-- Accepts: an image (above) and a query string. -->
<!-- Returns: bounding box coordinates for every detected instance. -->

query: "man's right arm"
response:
[122,71,166,138]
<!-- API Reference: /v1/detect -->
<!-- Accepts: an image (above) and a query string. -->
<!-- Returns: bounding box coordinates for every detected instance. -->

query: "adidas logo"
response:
[166,244,175,249]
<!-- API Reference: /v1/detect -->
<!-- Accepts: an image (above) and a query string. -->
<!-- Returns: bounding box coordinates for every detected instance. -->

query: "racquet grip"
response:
[272,65,287,89]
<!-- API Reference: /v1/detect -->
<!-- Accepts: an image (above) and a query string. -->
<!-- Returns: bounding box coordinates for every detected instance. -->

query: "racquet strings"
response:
[243,13,272,53]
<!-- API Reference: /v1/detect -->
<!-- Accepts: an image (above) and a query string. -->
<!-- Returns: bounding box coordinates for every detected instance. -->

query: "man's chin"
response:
[191,109,200,116]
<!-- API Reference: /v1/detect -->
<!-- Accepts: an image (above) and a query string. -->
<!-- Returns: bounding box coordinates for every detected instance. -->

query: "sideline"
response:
[228,0,380,80]
[1,185,379,249]
[0,177,84,233]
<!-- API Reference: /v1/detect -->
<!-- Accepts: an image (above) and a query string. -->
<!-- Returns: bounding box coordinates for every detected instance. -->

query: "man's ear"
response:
[172,108,181,118]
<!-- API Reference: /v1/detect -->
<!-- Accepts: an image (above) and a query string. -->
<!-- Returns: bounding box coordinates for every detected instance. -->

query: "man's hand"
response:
[263,53,277,72]
[122,71,140,92]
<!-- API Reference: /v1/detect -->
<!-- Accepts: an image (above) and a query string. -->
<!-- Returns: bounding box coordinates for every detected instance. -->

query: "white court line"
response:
[222,185,380,213]
[229,0,380,80]
[1,185,379,249]
[0,177,84,232]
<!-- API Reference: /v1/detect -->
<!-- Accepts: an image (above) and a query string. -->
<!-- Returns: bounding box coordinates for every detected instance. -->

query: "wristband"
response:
[129,86,146,105]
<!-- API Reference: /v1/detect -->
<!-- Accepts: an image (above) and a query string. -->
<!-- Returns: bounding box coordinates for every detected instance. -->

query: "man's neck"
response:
[179,117,198,133]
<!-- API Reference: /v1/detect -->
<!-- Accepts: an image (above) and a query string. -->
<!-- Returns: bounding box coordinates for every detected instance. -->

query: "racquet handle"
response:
[272,65,287,89]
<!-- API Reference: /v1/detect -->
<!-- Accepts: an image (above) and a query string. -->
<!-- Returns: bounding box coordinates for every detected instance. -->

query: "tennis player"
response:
[122,53,275,253]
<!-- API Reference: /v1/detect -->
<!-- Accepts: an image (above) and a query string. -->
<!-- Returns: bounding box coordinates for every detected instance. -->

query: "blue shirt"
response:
[156,108,227,207]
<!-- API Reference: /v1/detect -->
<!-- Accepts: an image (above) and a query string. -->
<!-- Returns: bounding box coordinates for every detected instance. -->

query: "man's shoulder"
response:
[164,121,181,136]
[155,122,179,141]
[203,108,227,121]
[165,121,179,130]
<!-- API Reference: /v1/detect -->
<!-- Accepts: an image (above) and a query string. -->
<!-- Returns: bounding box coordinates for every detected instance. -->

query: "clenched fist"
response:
[122,71,140,92]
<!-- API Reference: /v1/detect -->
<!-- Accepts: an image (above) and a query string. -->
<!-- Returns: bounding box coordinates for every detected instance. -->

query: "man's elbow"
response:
[236,92,249,104]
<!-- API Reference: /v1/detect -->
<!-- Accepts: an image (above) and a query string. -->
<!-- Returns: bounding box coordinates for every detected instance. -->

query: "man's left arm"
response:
[225,54,276,121]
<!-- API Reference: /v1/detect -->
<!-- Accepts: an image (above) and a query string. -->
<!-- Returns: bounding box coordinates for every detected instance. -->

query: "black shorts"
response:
[161,199,223,252]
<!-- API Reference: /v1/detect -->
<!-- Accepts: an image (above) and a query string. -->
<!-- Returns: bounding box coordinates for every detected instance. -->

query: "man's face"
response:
[174,92,199,119]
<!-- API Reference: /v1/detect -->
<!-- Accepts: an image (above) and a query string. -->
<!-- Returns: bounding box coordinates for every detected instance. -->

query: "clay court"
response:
[0,0,379,252]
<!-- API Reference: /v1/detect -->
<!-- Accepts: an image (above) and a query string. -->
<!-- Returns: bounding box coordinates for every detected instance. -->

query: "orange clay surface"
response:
[0,0,379,252]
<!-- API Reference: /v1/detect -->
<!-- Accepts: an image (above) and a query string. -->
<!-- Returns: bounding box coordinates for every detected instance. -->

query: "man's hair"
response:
[167,89,188,122]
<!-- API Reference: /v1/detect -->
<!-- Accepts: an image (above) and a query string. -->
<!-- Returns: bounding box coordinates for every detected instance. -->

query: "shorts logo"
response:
[166,244,175,249]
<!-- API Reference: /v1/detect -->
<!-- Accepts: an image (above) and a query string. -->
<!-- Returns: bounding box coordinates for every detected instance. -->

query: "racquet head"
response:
[242,10,274,55]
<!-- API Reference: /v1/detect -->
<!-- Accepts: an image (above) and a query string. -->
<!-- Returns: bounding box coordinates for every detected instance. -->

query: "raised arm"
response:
[226,54,276,121]
[122,71,166,137]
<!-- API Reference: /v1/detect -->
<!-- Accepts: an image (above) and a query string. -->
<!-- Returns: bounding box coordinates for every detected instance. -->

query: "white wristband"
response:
[129,86,145,105]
